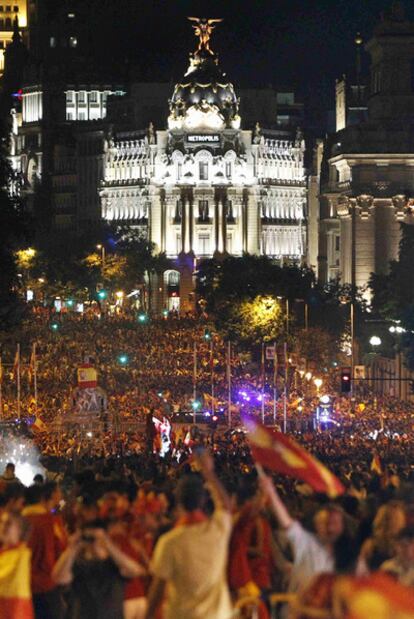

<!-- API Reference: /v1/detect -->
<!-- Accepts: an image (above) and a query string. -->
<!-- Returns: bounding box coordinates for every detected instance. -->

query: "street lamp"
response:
[96,244,105,271]
[314,377,323,394]
[369,335,382,347]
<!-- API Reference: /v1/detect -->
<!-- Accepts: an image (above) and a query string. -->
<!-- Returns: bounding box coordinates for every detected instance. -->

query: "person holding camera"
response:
[52,521,145,619]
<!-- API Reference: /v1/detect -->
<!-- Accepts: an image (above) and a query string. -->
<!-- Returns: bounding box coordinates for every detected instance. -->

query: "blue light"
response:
[118,354,129,365]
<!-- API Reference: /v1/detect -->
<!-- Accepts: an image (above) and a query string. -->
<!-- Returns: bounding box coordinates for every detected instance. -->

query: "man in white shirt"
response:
[145,450,233,619]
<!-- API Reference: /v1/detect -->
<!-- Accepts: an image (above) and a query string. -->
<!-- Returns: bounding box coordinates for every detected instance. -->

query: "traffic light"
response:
[204,328,211,341]
[340,367,352,393]
[97,289,107,300]
[118,354,129,365]
[138,312,148,323]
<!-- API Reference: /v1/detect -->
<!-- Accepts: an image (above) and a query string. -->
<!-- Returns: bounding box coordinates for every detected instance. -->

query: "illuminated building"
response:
[0,0,27,74]
[319,2,414,295]
[100,18,307,312]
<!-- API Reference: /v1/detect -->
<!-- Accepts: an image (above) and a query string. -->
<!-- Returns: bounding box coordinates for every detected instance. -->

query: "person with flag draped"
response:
[0,510,34,619]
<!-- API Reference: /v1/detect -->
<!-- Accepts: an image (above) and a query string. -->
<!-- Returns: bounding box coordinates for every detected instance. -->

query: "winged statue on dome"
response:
[187,17,223,55]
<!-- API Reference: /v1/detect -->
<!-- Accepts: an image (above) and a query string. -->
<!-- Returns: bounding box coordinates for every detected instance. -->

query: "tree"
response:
[370,223,414,368]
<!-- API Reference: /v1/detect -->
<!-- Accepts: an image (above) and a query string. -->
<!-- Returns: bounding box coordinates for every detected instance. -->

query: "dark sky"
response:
[98,0,414,127]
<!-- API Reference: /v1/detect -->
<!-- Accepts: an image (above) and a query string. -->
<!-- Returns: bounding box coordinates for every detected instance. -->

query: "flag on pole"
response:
[244,418,345,498]
[11,346,19,381]
[370,453,383,476]
[27,344,36,385]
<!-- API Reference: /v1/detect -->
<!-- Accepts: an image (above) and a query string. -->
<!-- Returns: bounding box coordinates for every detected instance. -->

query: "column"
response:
[180,193,186,254]
[214,199,220,253]
[149,189,163,252]
[246,189,260,255]
[222,196,228,253]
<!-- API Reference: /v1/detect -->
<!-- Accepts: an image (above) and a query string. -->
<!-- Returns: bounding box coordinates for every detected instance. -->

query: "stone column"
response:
[149,188,162,252]
[180,192,186,254]
[222,196,228,253]
[246,188,260,255]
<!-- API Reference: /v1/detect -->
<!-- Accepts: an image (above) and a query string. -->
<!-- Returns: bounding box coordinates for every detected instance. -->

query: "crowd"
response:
[1,441,414,619]
[0,314,414,617]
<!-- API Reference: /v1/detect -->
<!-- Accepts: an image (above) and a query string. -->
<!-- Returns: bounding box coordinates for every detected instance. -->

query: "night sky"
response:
[97,0,414,128]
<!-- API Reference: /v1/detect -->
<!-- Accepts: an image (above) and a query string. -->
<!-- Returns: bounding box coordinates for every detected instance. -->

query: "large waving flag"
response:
[0,544,34,619]
[244,418,344,498]
[333,572,414,619]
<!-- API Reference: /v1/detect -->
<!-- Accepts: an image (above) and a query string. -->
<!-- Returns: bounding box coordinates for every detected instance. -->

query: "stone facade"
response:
[319,3,414,298]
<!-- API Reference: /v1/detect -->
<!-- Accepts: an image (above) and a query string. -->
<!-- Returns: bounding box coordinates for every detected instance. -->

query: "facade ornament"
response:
[356,194,374,219]
[148,122,156,145]
[392,194,408,220]
[187,17,223,55]
[253,122,262,144]
[336,195,351,217]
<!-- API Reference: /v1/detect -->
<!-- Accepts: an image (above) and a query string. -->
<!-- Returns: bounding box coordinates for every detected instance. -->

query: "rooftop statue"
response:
[187,17,223,55]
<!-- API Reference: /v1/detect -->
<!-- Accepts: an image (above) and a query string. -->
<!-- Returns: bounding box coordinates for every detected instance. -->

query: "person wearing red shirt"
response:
[22,483,67,619]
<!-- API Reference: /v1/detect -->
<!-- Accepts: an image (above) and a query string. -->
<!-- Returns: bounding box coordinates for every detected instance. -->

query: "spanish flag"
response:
[333,572,414,619]
[244,418,344,498]
[32,416,47,433]
[0,544,34,619]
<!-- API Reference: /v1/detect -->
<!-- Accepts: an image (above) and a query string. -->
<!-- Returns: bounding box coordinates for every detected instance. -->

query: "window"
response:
[89,91,98,103]
[0,41,4,48]
[66,91,74,103]
[199,161,208,181]
[335,236,340,252]
[66,112,73,121]
[5,16,11,28]
[225,162,232,179]
[198,200,209,221]
[78,91,86,104]
[177,162,182,180]
[198,234,210,255]
[50,36,56,47]
[5,5,11,12]
[0,19,4,28]
[168,271,180,286]
[13,5,18,11]
[0,7,3,12]
[69,36,77,47]
[78,111,86,121]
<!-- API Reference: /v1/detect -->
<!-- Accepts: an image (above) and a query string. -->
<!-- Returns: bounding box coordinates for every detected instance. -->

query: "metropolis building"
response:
[99,19,307,311]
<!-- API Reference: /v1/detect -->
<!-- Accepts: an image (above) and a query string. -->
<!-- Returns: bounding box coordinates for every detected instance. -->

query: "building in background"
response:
[319,3,414,296]
[99,19,307,312]
[0,0,28,74]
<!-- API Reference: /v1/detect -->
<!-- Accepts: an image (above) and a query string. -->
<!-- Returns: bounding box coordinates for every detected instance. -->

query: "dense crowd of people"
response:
[0,314,414,617]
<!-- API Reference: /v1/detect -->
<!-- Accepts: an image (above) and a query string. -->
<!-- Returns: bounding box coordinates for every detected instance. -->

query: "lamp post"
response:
[96,244,106,273]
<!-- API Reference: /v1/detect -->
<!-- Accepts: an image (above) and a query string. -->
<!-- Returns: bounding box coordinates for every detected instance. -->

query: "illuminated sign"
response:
[187,134,220,144]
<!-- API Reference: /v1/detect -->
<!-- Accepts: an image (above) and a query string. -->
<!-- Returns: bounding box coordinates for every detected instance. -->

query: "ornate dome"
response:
[168,18,240,131]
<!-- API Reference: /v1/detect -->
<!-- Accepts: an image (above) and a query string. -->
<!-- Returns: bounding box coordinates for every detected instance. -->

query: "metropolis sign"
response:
[187,134,220,144]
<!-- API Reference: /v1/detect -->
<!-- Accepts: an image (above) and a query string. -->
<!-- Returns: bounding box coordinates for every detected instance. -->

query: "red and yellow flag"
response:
[0,544,34,619]
[244,418,344,498]
[370,453,383,476]
[32,416,47,433]
[333,572,414,619]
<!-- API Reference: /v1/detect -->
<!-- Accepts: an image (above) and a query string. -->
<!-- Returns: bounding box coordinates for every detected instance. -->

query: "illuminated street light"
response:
[115,291,124,299]
[138,313,148,323]
[369,335,382,347]
[97,290,107,300]
[314,378,323,391]
[118,354,129,365]
[191,400,201,411]
[305,372,312,381]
